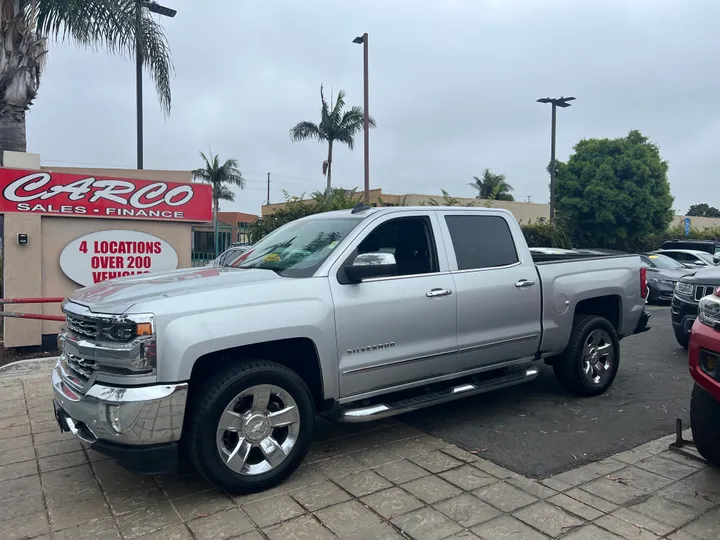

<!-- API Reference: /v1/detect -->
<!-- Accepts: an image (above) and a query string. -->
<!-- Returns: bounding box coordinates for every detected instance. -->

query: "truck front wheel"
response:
[185,360,315,494]
[690,384,720,467]
[553,315,620,397]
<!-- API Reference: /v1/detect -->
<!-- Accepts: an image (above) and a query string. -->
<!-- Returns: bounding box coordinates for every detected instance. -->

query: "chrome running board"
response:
[330,367,539,423]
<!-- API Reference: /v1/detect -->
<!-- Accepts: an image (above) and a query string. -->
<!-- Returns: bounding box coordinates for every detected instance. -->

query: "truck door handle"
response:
[426,288,453,298]
[514,280,536,288]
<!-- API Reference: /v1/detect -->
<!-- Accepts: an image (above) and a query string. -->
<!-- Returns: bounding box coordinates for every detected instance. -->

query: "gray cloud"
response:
[27,0,720,216]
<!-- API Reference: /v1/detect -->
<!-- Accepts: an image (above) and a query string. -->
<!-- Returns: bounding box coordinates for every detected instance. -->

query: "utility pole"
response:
[266,172,271,205]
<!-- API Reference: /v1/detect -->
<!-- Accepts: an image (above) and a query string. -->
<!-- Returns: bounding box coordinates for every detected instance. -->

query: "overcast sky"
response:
[27,0,719,216]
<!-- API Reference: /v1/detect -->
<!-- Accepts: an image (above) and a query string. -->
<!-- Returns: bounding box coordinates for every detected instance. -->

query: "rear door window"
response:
[445,215,519,270]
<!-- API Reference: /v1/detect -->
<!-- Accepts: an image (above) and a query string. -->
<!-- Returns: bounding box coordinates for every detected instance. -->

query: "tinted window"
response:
[445,215,519,270]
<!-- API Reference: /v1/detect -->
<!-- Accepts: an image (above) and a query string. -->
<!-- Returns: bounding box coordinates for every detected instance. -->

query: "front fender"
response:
[156,297,338,399]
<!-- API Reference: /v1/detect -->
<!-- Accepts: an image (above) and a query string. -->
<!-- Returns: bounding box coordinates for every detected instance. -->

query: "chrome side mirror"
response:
[346,252,397,282]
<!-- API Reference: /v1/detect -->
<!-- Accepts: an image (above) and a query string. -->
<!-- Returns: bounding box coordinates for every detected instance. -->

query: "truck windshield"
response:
[222,217,364,277]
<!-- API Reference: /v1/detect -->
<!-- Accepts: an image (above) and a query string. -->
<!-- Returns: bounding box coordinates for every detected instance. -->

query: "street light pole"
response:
[537,96,575,221]
[353,33,370,205]
[136,1,176,170]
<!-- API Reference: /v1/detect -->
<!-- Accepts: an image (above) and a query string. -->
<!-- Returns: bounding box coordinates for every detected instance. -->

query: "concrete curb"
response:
[0,357,58,378]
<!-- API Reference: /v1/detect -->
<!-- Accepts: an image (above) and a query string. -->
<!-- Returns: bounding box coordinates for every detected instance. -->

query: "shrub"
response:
[520,220,572,249]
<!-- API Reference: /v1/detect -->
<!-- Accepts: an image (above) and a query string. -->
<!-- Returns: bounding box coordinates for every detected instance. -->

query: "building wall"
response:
[1,153,197,347]
[38,217,191,336]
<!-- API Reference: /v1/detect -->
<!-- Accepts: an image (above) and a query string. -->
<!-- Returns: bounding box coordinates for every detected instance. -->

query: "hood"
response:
[69,266,281,314]
[679,266,720,284]
[647,268,693,281]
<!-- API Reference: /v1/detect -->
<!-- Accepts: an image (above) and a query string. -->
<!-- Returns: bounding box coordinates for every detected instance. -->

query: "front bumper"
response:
[688,319,720,403]
[671,294,698,336]
[52,361,188,474]
[649,282,675,301]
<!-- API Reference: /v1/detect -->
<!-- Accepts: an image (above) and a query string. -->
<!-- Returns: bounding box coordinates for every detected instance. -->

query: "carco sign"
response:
[0,168,212,222]
[60,230,179,286]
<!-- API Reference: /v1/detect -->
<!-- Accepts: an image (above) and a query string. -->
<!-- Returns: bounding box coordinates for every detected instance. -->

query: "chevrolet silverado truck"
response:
[52,206,651,494]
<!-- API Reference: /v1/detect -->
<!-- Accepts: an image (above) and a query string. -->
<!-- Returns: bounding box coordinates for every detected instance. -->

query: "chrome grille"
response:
[65,352,97,385]
[66,314,99,340]
[695,285,718,301]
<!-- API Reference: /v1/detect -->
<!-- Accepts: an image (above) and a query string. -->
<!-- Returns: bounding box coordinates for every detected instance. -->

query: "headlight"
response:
[698,294,720,327]
[651,278,675,286]
[675,281,693,296]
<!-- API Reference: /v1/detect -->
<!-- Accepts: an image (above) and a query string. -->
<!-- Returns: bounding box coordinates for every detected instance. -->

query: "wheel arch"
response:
[187,338,330,412]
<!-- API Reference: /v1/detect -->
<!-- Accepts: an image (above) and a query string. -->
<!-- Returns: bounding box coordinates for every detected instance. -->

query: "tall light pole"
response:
[136,1,176,170]
[353,33,370,205]
[537,96,575,220]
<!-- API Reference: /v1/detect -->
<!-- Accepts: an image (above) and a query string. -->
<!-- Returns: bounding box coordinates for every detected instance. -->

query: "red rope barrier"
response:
[0,312,65,322]
[0,297,65,304]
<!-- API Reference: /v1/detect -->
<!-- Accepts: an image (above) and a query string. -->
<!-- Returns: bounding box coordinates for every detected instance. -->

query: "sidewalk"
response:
[1,370,718,540]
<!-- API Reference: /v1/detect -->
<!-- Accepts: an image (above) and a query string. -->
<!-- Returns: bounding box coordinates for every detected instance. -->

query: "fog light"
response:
[106,405,122,434]
[700,351,718,378]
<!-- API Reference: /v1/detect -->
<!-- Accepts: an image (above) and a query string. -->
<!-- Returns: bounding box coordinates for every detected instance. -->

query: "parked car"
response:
[654,249,717,268]
[688,291,720,466]
[672,266,720,347]
[52,206,650,494]
[661,239,720,258]
[209,245,251,267]
[640,253,693,303]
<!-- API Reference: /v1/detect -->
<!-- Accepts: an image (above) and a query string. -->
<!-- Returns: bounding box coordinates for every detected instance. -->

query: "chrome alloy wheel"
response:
[216,384,300,476]
[582,329,614,386]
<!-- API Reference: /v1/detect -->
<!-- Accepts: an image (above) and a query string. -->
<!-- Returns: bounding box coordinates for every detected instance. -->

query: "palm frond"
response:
[31,0,174,114]
[289,121,322,142]
[214,184,235,203]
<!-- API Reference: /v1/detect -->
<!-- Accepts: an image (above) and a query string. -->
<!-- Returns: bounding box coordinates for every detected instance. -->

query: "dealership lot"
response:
[403,305,692,478]
[2,305,719,540]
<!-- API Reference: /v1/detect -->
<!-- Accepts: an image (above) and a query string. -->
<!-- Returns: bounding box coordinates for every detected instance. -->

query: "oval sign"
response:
[60,230,179,287]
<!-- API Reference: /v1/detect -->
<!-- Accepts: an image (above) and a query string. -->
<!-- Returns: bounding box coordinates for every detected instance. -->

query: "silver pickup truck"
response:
[52,206,650,493]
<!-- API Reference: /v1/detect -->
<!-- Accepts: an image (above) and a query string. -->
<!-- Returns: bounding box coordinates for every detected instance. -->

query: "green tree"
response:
[0,0,173,158]
[192,151,245,255]
[468,169,514,201]
[687,203,720,218]
[289,86,376,193]
[555,130,673,250]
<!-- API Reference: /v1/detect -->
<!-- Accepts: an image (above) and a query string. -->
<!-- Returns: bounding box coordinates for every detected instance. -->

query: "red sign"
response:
[0,168,212,222]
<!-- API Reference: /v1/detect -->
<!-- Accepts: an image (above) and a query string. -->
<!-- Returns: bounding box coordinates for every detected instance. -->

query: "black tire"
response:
[553,315,620,397]
[674,326,689,349]
[185,360,315,494]
[690,384,720,467]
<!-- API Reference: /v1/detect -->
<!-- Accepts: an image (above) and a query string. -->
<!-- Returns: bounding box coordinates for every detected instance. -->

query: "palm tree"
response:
[289,85,376,193]
[468,169,515,201]
[0,0,173,159]
[192,151,245,256]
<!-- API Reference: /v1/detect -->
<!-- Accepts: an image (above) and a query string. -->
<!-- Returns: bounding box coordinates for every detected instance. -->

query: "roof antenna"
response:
[351,201,371,214]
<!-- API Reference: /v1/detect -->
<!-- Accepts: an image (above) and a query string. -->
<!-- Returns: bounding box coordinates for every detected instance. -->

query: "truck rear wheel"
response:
[690,384,720,467]
[185,360,315,494]
[553,315,620,397]
[674,326,689,349]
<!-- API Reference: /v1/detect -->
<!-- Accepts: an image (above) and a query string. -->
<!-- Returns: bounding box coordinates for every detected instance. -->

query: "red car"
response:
[688,290,720,466]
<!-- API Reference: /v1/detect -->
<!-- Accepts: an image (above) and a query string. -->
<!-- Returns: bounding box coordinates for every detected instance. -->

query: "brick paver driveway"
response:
[2,369,719,540]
